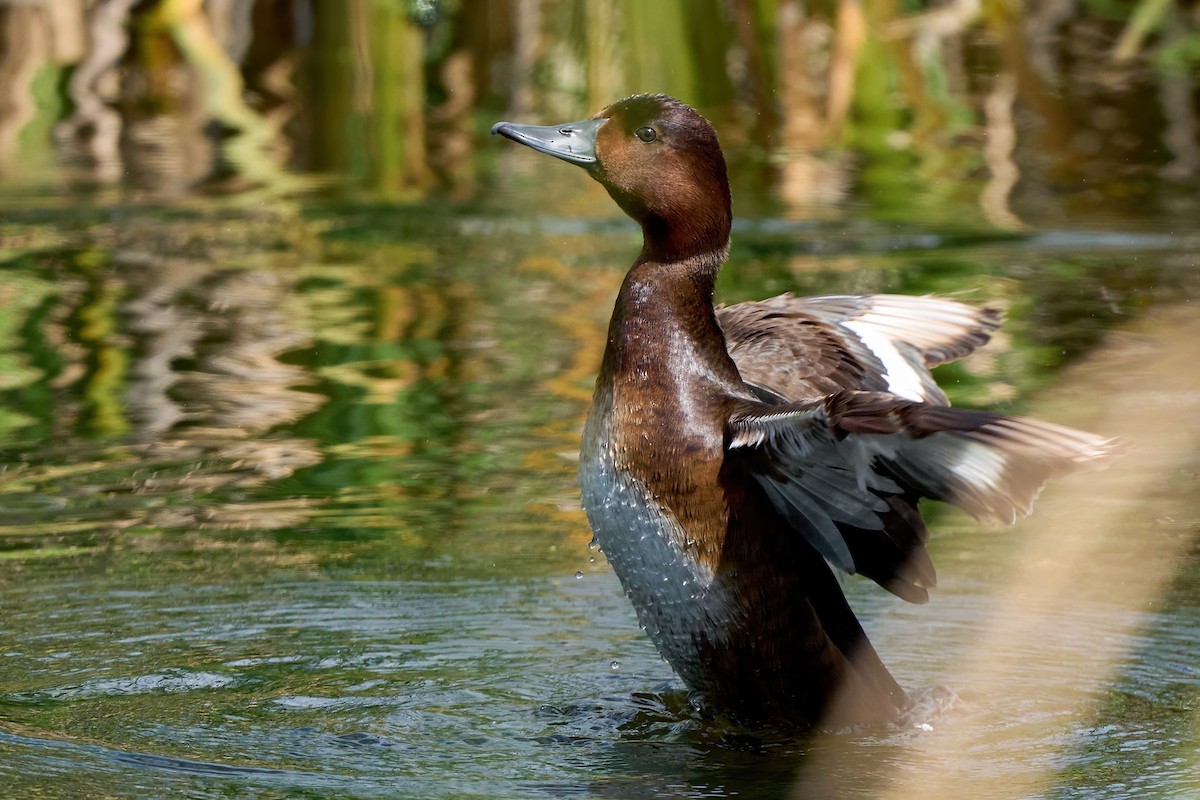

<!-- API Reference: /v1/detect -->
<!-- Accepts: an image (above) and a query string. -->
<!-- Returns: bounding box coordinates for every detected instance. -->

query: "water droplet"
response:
[574,570,583,579]
[609,660,620,670]
[588,538,599,551]
[588,556,595,563]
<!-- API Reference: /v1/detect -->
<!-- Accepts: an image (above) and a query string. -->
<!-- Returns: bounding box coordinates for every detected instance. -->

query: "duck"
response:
[492,94,1112,728]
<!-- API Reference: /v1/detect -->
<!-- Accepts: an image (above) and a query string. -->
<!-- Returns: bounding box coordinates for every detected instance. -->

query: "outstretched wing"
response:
[717,294,1001,405]
[727,390,1116,603]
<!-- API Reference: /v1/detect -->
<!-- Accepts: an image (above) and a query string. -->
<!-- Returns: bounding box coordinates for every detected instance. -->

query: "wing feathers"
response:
[728,390,1117,601]
[821,294,1002,367]
[718,294,1001,405]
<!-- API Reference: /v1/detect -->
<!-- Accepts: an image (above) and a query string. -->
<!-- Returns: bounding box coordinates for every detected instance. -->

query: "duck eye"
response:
[635,126,658,143]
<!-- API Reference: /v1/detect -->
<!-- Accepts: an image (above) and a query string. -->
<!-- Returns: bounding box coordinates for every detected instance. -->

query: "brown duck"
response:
[493,94,1112,728]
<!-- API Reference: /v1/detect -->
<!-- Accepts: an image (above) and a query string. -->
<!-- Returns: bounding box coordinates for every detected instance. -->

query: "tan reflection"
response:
[826,0,866,140]
[979,72,1023,229]
[883,0,981,156]
[0,3,51,175]
[518,253,619,543]
[510,0,540,117]
[794,304,1200,798]
[885,0,981,50]
[585,0,622,108]
[993,4,1081,193]
[774,0,860,212]
[776,5,824,155]
[55,0,139,183]
[0,215,329,538]
[1156,43,1200,181]
[428,49,476,195]
[118,215,322,450]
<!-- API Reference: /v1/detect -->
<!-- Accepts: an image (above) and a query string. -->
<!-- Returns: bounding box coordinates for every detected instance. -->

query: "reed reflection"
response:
[0,0,1195,216]
[0,212,325,545]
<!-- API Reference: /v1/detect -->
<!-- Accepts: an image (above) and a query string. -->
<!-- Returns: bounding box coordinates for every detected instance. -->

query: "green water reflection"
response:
[1,1,1199,799]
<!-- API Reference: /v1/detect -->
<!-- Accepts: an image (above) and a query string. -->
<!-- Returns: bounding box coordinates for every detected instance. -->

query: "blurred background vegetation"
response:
[1,0,1198,221]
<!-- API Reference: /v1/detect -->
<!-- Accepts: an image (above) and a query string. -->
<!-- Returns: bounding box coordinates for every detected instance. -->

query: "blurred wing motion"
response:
[727,391,1116,604]
[718,293,1002,404]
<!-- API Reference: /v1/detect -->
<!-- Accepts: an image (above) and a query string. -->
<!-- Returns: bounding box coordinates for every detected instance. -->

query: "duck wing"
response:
[717,294,1001,405]
[726,390,1115,603]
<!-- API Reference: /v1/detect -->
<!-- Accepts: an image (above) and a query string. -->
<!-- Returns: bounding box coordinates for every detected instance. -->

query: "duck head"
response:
[493,94,732,263]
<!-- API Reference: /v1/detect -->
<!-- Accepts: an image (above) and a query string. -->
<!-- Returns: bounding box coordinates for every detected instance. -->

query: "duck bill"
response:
[491,118,606,167]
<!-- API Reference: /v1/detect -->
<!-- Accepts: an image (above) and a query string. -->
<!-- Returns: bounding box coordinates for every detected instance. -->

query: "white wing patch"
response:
[844,319,929,402]
[949,441,1008,490]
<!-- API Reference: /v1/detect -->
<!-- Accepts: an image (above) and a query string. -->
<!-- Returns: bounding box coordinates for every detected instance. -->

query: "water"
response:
[2,198,1197,799]
[2,3,1200,798]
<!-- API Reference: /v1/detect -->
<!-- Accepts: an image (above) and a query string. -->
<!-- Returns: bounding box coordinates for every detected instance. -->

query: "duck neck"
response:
[608,243,735,380]
[626,244,726,316]
[638,206,731,267]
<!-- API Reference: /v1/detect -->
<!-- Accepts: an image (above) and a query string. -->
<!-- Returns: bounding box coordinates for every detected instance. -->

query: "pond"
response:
[1,2,1199,799]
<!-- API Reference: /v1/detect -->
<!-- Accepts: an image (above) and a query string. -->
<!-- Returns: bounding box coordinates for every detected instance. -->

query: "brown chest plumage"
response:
[601,259,742,573]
